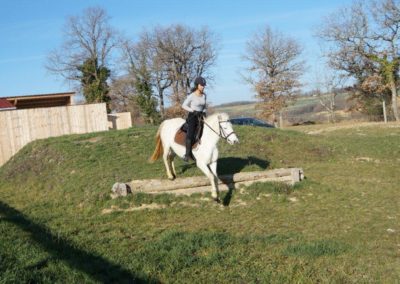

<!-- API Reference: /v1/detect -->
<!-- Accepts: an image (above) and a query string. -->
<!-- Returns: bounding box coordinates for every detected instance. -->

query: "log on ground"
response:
[127,168,304,195]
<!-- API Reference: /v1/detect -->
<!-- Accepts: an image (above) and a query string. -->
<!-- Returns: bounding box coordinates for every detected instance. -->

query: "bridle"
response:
[203,118,236,141]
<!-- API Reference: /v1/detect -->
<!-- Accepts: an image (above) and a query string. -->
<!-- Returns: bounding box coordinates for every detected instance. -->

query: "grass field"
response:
[1,122,400,283]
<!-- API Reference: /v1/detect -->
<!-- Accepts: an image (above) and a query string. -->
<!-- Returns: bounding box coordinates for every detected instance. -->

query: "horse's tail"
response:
[149,122,164,162]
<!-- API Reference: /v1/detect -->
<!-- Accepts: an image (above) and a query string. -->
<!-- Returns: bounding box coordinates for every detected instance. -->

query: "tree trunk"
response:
[158,90,165,118]
[383,100,387,123]
[390,79,399,121]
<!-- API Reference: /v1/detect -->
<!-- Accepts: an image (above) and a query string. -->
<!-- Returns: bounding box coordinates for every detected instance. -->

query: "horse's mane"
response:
[205,112,230,123]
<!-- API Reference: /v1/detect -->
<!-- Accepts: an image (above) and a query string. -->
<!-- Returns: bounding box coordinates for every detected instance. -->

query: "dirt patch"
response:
[172,201,201,207]
[102,200,205,214]
[75,137,103,143]
[355,157,380,163]
[102,203,167,214]
[231,199,247,207]
[3,146,64,180]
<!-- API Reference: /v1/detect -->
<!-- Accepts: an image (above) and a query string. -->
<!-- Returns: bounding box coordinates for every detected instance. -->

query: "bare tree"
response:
[153,25,219,111]
[121,24,219,118]
[317,0,400,121]
[46,7,118,101]
[121,34,171,118]
[243,26,304,124]
[314,71,347,123]
[108,75,141,119]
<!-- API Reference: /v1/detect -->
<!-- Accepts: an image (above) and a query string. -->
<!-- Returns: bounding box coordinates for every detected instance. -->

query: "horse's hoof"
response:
[168,176,175,181]
[213,197,221,203]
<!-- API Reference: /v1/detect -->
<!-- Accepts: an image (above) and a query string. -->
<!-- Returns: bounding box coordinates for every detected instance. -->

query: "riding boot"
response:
[183,138,196,162]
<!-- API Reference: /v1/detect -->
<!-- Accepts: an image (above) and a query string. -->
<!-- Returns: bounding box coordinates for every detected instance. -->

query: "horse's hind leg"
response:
[169,151,177,178]
[169,151,176,177]
[163,146,175,180]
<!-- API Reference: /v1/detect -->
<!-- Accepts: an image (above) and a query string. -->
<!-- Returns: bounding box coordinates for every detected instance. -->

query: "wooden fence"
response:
[0,103,108,167]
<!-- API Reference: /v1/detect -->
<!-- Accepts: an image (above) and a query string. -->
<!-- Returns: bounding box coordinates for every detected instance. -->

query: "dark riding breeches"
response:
[186,111,200,144]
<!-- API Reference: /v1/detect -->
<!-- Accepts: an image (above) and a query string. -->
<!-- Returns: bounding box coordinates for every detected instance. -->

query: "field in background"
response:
[213,93,378,126]
[1,123,400,282]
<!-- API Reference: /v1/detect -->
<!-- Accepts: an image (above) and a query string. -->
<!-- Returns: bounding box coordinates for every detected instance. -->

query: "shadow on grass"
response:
[181,156,269,175]
[217,156,269,175]
[219,156,269,206]
[180,161,196,173]
[180,156,269,206]
[0,200,153,283]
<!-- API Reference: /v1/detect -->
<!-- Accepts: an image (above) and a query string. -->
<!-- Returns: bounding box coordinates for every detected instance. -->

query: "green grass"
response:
[1,124,400,283]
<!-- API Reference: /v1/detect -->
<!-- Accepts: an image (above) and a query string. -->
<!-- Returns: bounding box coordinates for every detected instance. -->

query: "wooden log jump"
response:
[124,168,304,196]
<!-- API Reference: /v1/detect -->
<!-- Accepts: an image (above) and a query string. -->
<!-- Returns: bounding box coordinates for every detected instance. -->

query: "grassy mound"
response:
[1,124,399,282]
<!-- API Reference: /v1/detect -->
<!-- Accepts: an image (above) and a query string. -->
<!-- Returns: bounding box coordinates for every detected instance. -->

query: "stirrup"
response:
[183,153,196,162]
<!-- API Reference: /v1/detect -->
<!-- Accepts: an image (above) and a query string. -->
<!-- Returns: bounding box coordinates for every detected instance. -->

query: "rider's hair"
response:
[190,86,198,93]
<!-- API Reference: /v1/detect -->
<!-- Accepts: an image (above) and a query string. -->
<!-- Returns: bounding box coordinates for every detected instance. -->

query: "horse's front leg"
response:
[209,148,219,177]
[209,161,220,202]
[209,148,220,201]
[197,161,219,202]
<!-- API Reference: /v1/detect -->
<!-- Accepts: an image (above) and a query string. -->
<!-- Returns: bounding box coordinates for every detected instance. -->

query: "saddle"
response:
[174,118,204,150]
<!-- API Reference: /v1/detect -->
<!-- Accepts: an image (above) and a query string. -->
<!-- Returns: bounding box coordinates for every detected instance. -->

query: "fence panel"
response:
[0,103,108,167]
[107,112,132,130]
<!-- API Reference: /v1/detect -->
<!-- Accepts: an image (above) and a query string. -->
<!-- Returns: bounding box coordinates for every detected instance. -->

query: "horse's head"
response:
[206,112,239,145]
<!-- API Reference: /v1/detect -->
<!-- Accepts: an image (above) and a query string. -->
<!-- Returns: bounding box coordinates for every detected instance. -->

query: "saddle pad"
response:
[174,129,199,149]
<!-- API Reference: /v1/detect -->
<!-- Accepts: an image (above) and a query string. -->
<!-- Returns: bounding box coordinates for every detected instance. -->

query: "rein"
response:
[203,119,236,141]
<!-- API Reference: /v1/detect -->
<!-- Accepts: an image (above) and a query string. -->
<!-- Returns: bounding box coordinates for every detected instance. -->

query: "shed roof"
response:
[4,92,75,109]
[0,98,16,110]
[5,92,75,100]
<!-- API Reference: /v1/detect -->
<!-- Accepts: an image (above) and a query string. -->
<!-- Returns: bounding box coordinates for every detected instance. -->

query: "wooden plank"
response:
[128,168,304,194]
[92,103,109,131]
[158,176,295,196]
[6,111,16,156]
[0,112,12,165]
[0,103,109,167]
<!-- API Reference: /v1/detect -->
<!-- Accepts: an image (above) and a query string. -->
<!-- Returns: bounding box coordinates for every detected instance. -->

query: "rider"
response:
[181,76,207,162]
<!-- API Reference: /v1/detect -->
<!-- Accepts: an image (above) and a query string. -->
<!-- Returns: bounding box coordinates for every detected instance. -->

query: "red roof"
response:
[0,98,16,109]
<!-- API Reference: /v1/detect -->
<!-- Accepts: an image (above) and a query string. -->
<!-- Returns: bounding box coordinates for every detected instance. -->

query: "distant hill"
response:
[213,92,362,125]
[212,101,258,118]
[214,101,255,108]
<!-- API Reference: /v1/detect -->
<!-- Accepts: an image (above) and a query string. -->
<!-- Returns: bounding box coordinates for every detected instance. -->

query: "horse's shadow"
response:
[218,156,270,206]
[217,156,270,175]
[181,156,270,206]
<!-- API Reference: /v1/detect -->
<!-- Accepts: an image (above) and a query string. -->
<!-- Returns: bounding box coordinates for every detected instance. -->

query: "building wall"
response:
[0,103,108,167]
[107,112,132,130]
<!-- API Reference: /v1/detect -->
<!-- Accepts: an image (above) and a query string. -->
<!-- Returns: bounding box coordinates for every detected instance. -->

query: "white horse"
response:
[149,112,239,201]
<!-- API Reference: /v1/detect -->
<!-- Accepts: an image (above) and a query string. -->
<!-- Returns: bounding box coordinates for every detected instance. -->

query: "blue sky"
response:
[0,0,353,105]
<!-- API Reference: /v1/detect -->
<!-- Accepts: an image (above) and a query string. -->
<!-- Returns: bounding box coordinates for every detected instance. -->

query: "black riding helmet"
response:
[194,76,206,87]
